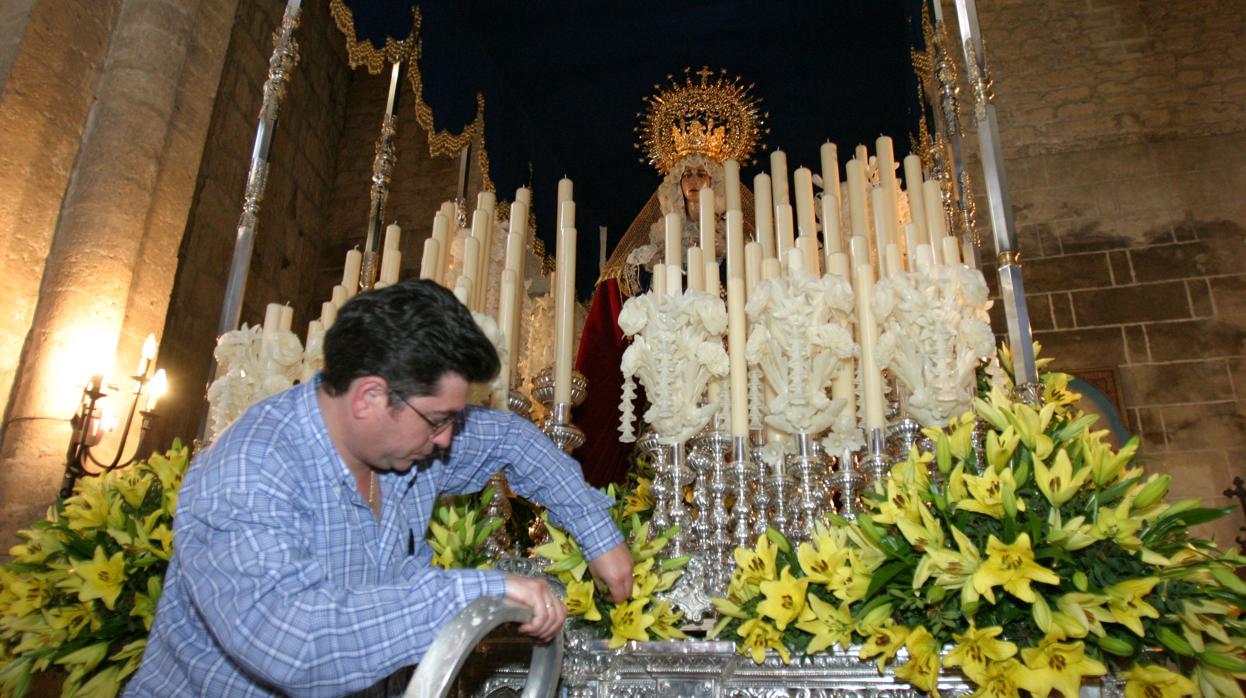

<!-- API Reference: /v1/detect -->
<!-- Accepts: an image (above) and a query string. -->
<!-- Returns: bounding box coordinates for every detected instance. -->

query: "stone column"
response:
[0,0,218,541]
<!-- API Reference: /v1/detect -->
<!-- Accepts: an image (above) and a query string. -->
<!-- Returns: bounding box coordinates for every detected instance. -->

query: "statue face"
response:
[680,164,712,204]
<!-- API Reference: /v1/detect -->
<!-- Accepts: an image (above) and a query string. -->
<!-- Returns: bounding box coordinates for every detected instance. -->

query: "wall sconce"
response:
[60,334,168,498]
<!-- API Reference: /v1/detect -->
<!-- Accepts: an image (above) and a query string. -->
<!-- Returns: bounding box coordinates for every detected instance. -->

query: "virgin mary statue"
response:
[573,67,766,486]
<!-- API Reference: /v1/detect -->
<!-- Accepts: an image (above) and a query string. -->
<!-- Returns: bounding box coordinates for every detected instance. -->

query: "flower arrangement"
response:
[711,366,1246,697]
[0,445,190,698]
[426,488,506,571]
[535,486,689,649]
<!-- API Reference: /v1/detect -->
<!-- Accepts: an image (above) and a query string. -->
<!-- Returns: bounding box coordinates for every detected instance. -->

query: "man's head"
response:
[322,279,499,400]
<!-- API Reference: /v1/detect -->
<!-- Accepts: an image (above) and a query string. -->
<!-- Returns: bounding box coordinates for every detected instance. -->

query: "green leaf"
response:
[865,560,909,598]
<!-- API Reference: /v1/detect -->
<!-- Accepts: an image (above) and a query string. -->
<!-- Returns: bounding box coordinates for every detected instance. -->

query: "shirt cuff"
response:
[450,568,508,603]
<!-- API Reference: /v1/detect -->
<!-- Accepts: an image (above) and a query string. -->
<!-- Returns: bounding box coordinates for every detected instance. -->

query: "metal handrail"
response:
[403,597,562,698]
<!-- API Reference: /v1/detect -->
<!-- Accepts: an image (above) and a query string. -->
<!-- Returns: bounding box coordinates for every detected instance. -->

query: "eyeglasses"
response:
[395,395,462,436]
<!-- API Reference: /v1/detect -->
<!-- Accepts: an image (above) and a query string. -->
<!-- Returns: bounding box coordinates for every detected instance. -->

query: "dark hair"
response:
[321,279,499,399]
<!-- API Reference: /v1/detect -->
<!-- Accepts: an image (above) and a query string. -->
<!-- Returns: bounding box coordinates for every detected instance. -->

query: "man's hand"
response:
[587,542,633,603]
[503,575,565,643]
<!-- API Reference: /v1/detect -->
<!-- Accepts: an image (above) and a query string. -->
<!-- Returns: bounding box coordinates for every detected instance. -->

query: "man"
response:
[128,280,633,696]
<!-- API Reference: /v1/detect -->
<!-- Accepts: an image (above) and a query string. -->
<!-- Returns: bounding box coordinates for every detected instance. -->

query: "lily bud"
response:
[1073,571,1089,592]
[1132,474,1172,509]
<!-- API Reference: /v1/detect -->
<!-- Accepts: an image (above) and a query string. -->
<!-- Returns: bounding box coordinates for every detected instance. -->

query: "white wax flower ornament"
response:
[873,262,994,427]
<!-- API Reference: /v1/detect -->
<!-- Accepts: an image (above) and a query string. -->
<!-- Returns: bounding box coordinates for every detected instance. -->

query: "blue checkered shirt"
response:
[126,377,621,697]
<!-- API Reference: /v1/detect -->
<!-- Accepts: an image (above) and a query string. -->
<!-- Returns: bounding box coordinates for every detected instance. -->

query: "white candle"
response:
[453,277,470,306]
[871,187,893,270]
[885,243,902,278]
[915,244,934,273]
[828,249,855,429]
[666,262,682,295]
[827,251,851,282]
[845,159,870,240]
[821,191,842,260]
[943,235,963,266]
[652,263,668,295]
[331,284,348,309]
[725,210,745,281]
[515,187,532,208]
[726,280,749,437]
[382,247,403,284]
[432,212,451,285]
[664,212,682,271]
[923,180,947,265]
[787,248,805,277]
[136,334,157,376]
[556,178,574,231]
[797,235,820,276]
[553,225,577,405]
[560,200,576,233]
[704,259,720,297]
[761,257,781,280]
[849,235,870,269]
[770,150,790,205]
[145,369,167,411]
[820,143,841,217]
[775,204,795,268]
[687,246,705,292]
[744,242,762,294]
[876,136,896,191]
[384,223,402,252]
[342,248,362,297]
[699,186,716,260]
[753,173,774,259]
[854,263,885,430]
[278,304,293,332]
[506,200,528,327]
[903,155,928,246]
[320,301,337,328]
[903,223,919,274]
[854,144,868,163]
[477,190,496,215]
[263,303,282,344]
[461,237,481,310]
[723,159,741,212]
[496,268,518,406]
[470,209,492,310]
[793,167,817,239]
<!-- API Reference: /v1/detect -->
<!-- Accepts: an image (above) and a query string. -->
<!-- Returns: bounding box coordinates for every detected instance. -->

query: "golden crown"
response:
[635,67,768,174]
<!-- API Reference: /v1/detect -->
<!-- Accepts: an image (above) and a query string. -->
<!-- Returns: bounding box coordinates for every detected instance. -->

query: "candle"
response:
[845,159,870,240]
[438,200,455,221]
[699,186,716,260]
[262,303,282,343]
[854,263,885,430]
[342,248,362,297]
[854,144,868,163]
[793,167,817,239]
[770,150,790,205]
[726,210,745,281]
[821,191,842,264]
[704,259,720,297]
[827,251,851,282]
[320,301,337,328]
[382,247,403,284]
[761,257,781,280]
[915,244,934,273]
[136,334,157,376]
[753,173,774,259]
[787,248,805,277]
[470,209,492,310]
[871,187,893,271]
[653,263,668,295]
[278,304,293,332]
[145,369,167,412]
[515,187,531,208]
[453,277,470,306]
[477,190,496,215]
[384,223,402,251]
[506,201,528,331]
[885,243,902,278]
[496,268,518,407]
[553,225,577,405]
[560,200,576,233]
[432,212,451,285]
[664,212,682,272]
[903,223,919,274]
[306,319,323,344]
[723,159,741,212]
[687,246,705,292]
[556,178,573,231]
[923,180,947,265]
[775,204,795,267]
[461,237,480,310]
[943,235,963,266]
[820,143,842,218]
[797,235,820,276]
[744,242,762,294]
[849,235,870,269]
[726,281,749,437]
[903,155,928,246]
[876,136,896,191]
[666,262,682,295]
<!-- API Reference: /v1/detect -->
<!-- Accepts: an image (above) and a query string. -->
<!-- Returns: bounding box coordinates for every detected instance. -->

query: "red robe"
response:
[571,278,636,487]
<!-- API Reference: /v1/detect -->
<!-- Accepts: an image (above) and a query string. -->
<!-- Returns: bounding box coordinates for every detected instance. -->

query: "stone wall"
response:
[963,0,1246,545]
[152,0,351,449]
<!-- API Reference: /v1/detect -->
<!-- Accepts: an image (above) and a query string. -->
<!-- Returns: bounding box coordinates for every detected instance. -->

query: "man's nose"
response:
[432,428,454,449]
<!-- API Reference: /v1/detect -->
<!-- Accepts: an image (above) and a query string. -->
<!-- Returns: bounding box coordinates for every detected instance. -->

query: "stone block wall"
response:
[963,0,1246,545]
[152,0,351,448]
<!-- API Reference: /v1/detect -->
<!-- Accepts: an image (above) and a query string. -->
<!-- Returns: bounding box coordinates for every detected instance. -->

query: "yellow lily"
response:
[895,498,945,553]
[1045,509,1096,551]
[112,466,153,509]
[858,620,910,672]
[1006,400,1057,460]
[969,660,1026,698]
[986,426,1021,472]
[797,525,849,587]
[631,557,659,598]
[957,466,1025,520]
[1054,592,1113,638]
[62,478,126,533]
[1017,635,1107,698]
[946,463,969,506]
[895,625,942,696]
[710,595,750,620]
[974,386,1013,432]
[534,524,587,581]
[725,567,761,604]
[622,477,654,515]
[1121,663,1197,698]
[733,533,778,586]
[648,599,687,641]
[947,413,977,463]
[871,474,923,526]
[795,594,854,654]
[70,546,127,610]
[1090,500,1143,551]
[1192,664,1245,698]
[945,623,1017,685]
[565,579,601,621]
[1104,577,1160,636]
[9,525,65,565]
[737,617,790,664]
[1034,448,1090,508]
[607,598,655,649]
[1082,433,1138,487]
[971,533,1059,604]
[921,526,983,607]
[757,566,809,630]
[0,573,50,618]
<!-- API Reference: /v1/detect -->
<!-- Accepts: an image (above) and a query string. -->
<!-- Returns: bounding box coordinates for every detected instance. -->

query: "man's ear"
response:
[348,376,391,419]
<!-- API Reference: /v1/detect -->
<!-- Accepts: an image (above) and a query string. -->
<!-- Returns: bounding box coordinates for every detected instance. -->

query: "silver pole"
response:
[361,59,404,291]
[216,0,302,338]
[952,0,1038,387]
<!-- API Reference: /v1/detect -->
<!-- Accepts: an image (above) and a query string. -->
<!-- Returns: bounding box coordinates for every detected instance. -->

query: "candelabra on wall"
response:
[60,335,168,499]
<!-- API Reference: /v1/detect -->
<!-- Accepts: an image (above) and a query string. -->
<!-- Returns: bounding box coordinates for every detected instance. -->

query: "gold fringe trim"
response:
[329,0,412,74]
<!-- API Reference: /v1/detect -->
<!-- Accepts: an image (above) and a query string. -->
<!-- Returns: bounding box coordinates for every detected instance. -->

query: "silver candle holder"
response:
[860,426,890,487]
[729,435,755,552]
[790,433,827,540]
[541,403,585,453]
[828,447,866,520]
[887,416,923,461]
